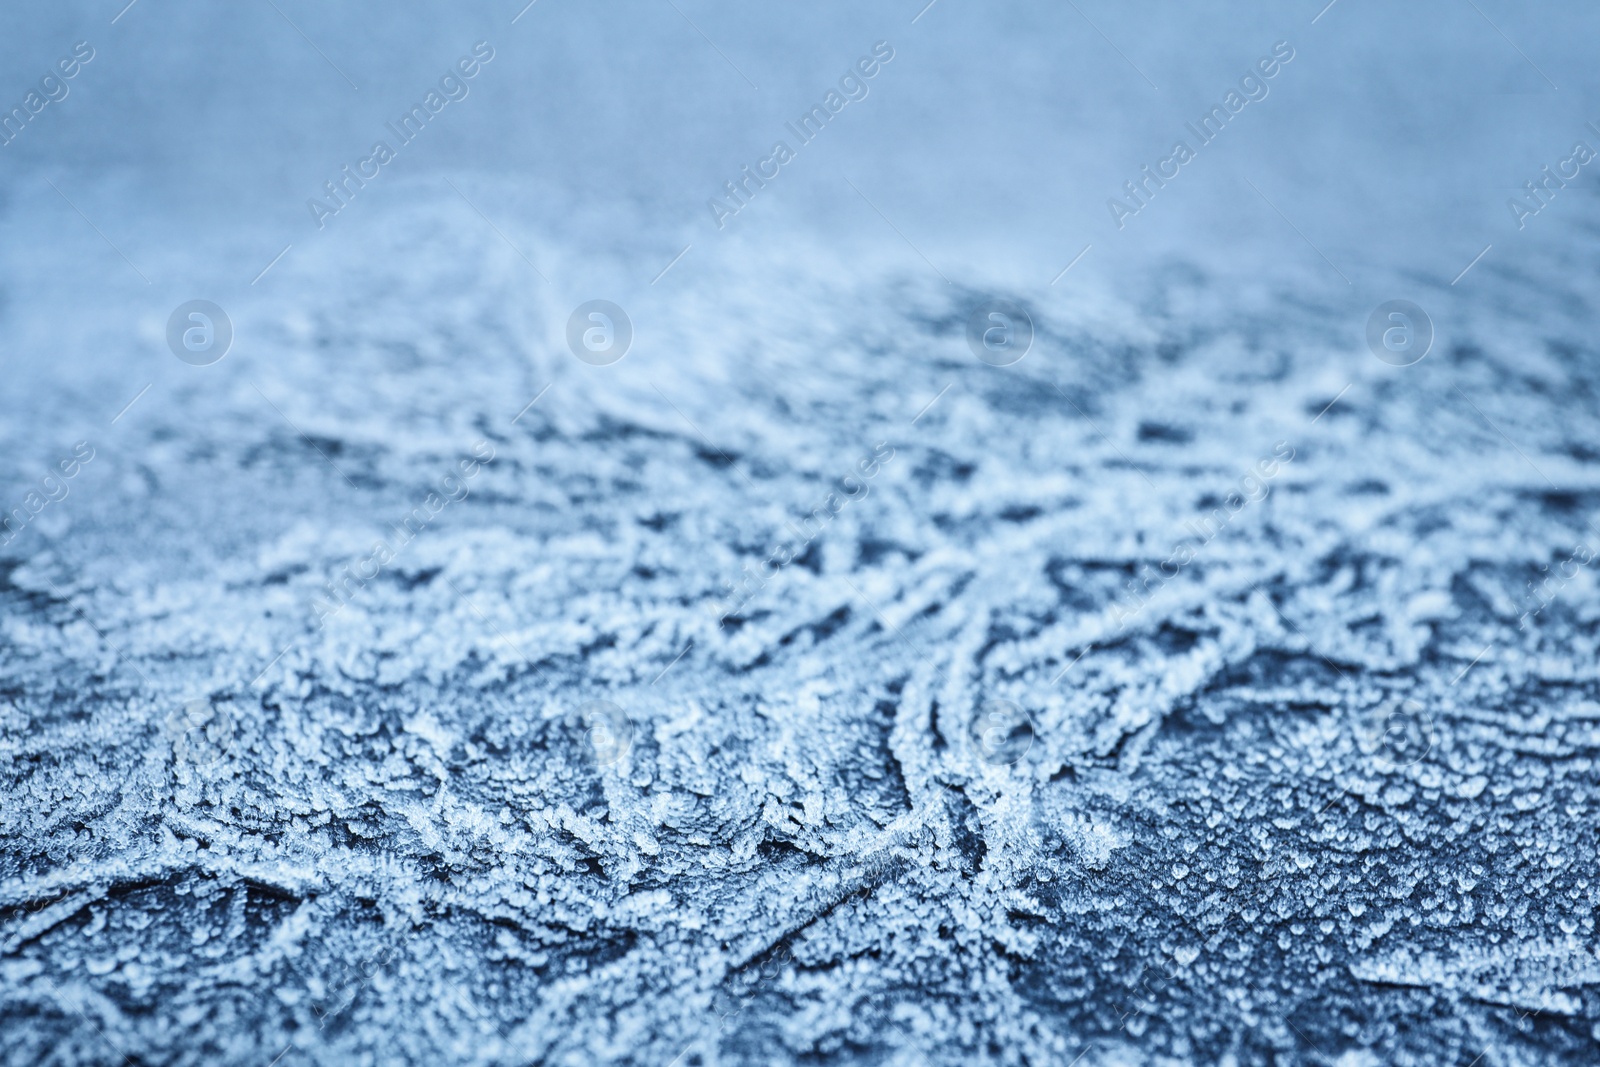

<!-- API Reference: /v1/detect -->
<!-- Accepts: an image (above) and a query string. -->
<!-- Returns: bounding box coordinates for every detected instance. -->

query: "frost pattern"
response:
[3,193,1600,1066]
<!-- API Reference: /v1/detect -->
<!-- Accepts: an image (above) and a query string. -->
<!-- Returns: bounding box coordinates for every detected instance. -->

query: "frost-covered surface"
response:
[5,2,1600,1065]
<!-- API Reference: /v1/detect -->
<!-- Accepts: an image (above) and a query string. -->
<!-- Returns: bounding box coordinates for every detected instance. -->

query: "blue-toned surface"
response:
[2,3,1599,1064]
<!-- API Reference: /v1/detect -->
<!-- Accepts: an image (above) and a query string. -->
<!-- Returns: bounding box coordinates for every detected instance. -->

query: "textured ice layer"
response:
[4,1,1600,1063]
[3,178,1600,1066]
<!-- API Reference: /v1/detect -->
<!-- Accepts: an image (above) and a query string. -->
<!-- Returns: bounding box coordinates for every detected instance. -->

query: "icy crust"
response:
[4,208,1600,1065]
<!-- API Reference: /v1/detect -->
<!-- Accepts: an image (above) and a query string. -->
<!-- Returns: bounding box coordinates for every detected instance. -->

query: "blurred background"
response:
[1,0,1596,369]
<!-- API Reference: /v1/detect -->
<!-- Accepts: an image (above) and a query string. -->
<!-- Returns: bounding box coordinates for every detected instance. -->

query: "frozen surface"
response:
[3,2,1600,1065]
